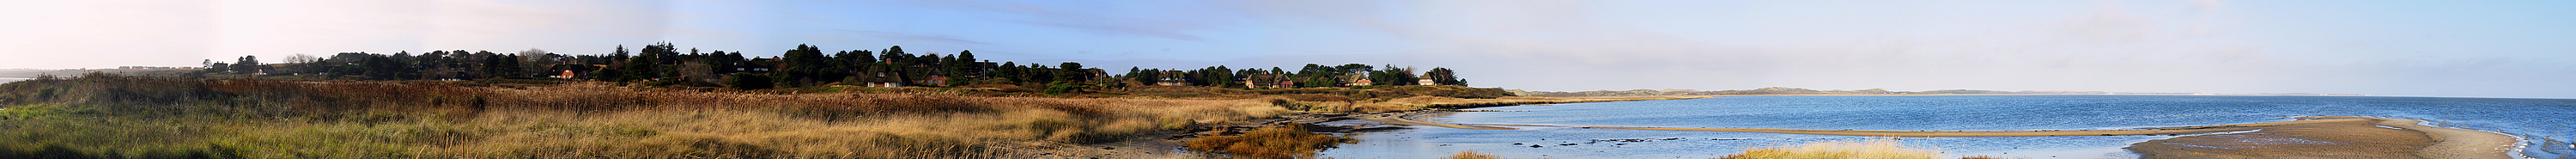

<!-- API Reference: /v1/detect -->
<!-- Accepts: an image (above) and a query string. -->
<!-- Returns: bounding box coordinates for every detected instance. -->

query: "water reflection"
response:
[1317,95,2576,159]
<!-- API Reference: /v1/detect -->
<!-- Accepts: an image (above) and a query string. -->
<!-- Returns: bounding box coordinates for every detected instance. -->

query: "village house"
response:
[1157,70,1188,86]
[920,75,950,86]
[550,70,576,79]
[1240,73,1293,89]
[547,64,601,79]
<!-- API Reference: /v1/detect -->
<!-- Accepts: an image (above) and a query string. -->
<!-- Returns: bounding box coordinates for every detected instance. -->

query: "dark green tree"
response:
[878,46,908,64]
[642,42,680,79]
[1058,62,1086,83]
[1127,67,1153,85]
[775,44,828,87]
[1334,64,1374,75]
[232,55,261,74]
[725,72,774,89]
[361,55,407,80]
[997,61,1021,83]
[205,61,230,74]
[957,50,976,64]
[1425,67,1462,86]
[593,46,629,81]
[483,52,528,79]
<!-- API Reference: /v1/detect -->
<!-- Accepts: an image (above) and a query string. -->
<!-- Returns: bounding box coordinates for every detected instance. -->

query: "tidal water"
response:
[0,77,27,83]
[1316,95,2576,159]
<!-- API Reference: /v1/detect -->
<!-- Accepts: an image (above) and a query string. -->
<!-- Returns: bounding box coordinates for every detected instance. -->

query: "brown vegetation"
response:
[1441,150,1504,159]
[3,73,1694,158]
[1718,138,1942,159]
[0,73,1296,158]
[1182,125,1352,159]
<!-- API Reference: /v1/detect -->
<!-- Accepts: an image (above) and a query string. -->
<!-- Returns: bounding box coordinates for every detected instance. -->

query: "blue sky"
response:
[3,0,2573,99]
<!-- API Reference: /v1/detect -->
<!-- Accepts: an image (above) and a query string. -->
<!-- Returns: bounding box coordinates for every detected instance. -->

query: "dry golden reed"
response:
[1182,125,1352,159]
[1441,150,1505,159]
[1720,138,1943,159]
[0,74,1293,158]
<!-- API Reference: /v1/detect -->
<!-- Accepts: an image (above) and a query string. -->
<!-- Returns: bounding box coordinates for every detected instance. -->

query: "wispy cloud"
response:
[825,29,991,46]
[905,0,1237,41]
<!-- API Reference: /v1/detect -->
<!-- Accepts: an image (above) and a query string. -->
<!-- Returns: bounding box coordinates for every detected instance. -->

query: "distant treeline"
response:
[190,42,1469,90]
[1506,87,2108,97]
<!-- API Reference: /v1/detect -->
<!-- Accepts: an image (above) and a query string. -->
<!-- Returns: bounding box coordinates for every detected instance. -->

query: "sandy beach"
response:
[1365,113,2517,158]
[2125,116,2515,159]
[2371,117,2517,159]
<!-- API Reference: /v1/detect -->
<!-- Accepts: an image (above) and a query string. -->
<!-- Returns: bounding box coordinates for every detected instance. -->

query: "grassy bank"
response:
[0,73,1654,158]
[0,74,1308,158]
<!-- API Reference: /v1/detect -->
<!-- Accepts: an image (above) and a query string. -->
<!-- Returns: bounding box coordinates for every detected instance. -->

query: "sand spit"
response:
[2370,117,2515,159]
[2127,116,2517,159]
[2126,116,2434,158]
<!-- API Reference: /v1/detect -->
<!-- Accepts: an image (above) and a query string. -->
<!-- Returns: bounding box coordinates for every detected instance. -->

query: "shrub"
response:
[724,72,773,89]
[1042,82,1089,95]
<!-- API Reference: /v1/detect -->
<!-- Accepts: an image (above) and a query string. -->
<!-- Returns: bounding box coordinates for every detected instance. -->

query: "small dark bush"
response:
[724,73,774,89]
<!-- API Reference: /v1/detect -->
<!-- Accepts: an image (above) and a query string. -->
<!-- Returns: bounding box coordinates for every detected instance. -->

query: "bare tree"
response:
[284,53,319,64]
[519,48,556,77]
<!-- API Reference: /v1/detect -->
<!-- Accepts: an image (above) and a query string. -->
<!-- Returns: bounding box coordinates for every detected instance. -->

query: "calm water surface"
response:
[0,77,27,83]
[1316,95,2576,159]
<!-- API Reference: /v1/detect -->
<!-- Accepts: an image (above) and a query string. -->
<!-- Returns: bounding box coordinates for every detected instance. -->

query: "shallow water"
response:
[1315,95,2576,159]
[0,77,27,83]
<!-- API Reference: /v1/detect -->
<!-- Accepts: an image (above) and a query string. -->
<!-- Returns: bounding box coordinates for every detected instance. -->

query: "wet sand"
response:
[2377,118,2519,159]
[1369,114,2514,158]
[2126,116,2434,158]
[2129,116,2517,159]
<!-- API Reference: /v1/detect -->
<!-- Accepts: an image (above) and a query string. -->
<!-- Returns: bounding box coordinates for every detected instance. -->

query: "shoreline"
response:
[1372,113,2515,158]
[1194,95,2518,158]
[1112,95,1700,158]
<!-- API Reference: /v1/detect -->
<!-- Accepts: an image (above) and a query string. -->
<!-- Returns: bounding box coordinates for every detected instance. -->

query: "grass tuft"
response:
[1720,138,1942,159]
[1183,125,1353,159]
[1443,150,1504,159]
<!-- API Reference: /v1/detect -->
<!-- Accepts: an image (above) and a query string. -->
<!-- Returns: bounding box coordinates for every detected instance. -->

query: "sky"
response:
[3,0,2573,99]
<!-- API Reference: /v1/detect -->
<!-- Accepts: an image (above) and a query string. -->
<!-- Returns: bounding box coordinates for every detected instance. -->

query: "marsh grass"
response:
[1182,125,1352,159]
[1441,150,1510,159]
[0,74,1294,158]
[1719,138,1943,159]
